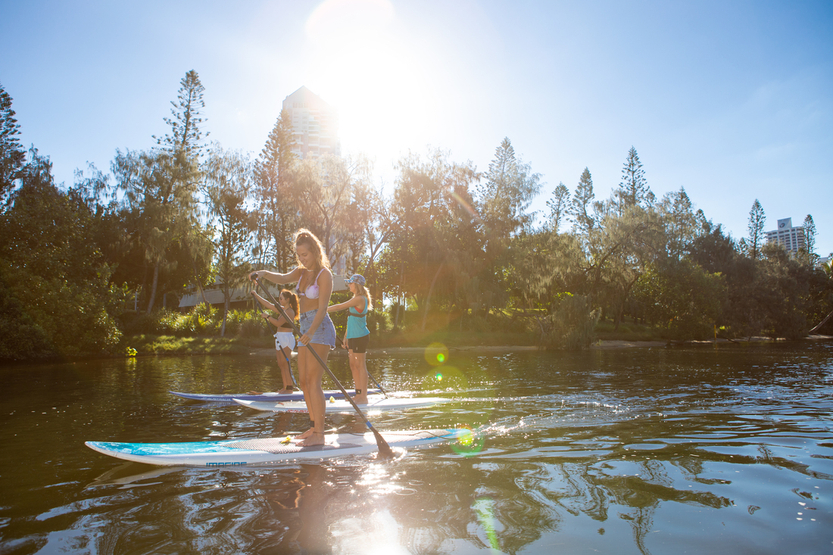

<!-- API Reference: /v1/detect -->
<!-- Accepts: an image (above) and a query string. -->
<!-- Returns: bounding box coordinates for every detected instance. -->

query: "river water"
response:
[0,342,831,554]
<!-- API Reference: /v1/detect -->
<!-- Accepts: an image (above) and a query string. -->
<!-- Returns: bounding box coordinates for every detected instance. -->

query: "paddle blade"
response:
[371,428,395,459]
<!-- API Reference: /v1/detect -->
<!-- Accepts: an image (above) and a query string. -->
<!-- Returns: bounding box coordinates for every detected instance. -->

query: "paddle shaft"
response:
[253,277,394,459]
[253,291,298,388]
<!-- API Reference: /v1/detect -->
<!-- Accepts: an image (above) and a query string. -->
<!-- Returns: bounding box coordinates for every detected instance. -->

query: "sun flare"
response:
[304,0,437,171]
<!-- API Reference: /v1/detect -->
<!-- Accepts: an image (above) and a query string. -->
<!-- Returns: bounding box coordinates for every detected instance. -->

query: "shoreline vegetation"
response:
[2,77,832,365]
[14,329,828,365]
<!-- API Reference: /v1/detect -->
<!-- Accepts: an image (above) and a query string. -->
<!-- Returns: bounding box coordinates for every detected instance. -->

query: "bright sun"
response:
[304,0,436,174]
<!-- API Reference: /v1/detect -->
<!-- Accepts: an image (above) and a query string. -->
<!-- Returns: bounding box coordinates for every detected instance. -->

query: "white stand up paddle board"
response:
[85,428,471,466]
[169,389,382,403]
[234,396,450,414]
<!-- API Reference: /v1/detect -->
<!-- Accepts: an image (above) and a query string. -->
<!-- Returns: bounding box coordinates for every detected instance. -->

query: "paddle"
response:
[253,277,394,459]
[335,333,388,398]
[252,290,299,390]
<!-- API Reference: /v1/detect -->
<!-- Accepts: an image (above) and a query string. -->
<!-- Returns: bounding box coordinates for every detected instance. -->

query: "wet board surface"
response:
[85,428,468,466]
[169,389,382,403]
[234,396,450,414]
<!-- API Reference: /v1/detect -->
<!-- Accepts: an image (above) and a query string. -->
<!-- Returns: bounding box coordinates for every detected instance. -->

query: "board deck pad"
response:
[85,428,469,466]
[234,396,449,414]
[169,389,382,403]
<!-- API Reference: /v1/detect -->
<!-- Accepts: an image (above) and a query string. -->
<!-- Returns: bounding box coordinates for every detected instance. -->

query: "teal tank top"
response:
[346,297,370,339]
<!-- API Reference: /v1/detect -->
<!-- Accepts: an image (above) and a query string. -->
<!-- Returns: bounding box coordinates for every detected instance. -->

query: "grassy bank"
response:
[121,334,263,356]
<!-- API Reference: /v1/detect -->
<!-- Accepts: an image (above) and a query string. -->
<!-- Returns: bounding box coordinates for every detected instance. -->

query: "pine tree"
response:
[570,168,595,236]
[747,199,766,261]
[0,82,26,204]
[803,214,817,262]
[155,70,208,158]
[615,146,650,213]
[253,110,298,269]
[478,137,541,241]
[546,182,570,233]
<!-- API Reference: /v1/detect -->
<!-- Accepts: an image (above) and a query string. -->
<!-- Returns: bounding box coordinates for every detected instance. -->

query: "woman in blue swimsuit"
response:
[250,229,336,446]
[328,273,372,404]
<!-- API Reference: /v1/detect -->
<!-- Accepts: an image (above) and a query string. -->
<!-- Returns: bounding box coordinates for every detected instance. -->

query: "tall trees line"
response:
[1,74,830,359]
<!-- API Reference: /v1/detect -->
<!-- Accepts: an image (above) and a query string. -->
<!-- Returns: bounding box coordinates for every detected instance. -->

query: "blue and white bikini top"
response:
[296,268,325,299]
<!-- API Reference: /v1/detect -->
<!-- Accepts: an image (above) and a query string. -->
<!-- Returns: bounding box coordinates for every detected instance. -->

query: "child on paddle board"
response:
[251,288,299,395]
[327,273,372,404]
[250,229,336,447]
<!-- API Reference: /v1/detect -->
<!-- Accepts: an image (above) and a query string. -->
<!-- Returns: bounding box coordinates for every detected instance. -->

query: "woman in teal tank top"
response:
[328,273,372,404]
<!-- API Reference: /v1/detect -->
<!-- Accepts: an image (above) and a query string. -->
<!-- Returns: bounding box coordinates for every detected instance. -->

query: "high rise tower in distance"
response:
[281,86,340,160]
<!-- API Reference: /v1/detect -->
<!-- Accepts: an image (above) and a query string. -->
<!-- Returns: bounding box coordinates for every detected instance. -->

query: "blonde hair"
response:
[354,282,372,308]
[294,228,330,272]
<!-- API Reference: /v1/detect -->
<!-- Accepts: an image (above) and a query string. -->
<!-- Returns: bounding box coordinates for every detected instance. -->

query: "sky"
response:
[2,0,832,255]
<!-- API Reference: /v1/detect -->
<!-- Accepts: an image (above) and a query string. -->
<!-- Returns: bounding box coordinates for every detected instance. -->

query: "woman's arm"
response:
[327,296,364,313]
[250,267,302,285]
[251,291,276,312]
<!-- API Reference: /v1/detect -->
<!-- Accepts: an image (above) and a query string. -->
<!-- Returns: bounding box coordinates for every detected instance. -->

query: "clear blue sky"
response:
[2,0,832,255]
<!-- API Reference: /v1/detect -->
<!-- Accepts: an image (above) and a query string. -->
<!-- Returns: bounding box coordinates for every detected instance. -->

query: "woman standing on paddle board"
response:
[251,288,299,394]
[328,273,372,404]
[250,229,336,446]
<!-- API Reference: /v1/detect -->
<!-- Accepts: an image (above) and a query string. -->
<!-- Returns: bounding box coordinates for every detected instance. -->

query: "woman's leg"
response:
[277,347,294,393]
[298,343,328,446]
[295,347,316,439]
[349,351,369,404]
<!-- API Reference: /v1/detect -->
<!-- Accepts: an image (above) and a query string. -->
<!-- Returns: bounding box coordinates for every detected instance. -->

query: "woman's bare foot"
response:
[297,427,315,440]
[353,394,368,404]
[278,387,296,394]
[297,432,325,447]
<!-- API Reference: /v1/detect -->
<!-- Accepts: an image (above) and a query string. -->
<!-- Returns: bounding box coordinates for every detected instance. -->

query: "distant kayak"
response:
[169,389,383,403]
[85,428,470,466]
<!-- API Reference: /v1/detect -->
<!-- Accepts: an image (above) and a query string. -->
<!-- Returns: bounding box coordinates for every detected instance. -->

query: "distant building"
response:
[282,86,340,160]
[765,218,806,254]
[178,277,349,311]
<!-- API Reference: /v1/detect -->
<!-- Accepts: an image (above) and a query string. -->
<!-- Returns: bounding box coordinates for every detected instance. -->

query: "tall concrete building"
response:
[765,217,806,254]
[281,86,340,160]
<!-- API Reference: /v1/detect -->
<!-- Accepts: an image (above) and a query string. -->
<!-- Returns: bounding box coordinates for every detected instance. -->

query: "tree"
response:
[0,82,26,205]
[253,110,298,270]
[569,168,595,238]
[632,258,725,340]
[545,182,570,233]
[112,148,200,313]
[747,199,766,261]
[803,214,817,264]
[474,138,541,312]
[614,146,651,212]
[381,148,480,328]
[203,146,255,336]
[0,148,123,357]
[155,70,208,159]
[291,154,373,264]
[113,71,209,313]
[658,187,698,260]
[477,137,541,241]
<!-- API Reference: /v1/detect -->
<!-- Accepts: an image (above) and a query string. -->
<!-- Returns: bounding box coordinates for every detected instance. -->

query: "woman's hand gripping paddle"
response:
[253,277,394,459]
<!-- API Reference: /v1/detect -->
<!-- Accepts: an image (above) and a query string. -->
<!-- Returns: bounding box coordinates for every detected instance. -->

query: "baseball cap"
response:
[344,274,366,286]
